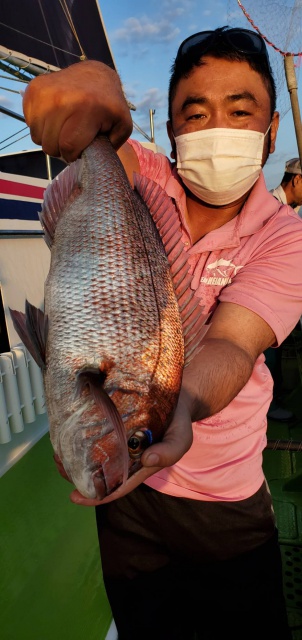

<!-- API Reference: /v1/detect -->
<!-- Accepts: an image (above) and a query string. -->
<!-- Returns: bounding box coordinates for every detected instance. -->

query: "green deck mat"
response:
[264,348,302,640]
[0,434,112,640]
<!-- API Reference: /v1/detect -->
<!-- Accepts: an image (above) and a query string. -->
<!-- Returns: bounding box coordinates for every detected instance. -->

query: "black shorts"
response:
[95,482,291,640]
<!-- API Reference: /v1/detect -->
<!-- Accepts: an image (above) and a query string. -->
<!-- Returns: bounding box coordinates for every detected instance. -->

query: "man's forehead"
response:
[174,59,270,102]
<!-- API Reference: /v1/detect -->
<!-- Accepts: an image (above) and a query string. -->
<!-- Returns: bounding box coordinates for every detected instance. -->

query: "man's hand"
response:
[54,391,194,506]
[23,60,133,162]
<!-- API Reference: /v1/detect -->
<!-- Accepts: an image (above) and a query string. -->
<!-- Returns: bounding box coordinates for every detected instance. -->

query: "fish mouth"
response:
[92,463,126,499]
[92,456,143,500]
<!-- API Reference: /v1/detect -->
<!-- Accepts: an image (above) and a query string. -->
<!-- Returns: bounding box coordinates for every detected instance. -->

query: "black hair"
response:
[281,171,302,186]
[281,172,294,185]
[168,26,277,122]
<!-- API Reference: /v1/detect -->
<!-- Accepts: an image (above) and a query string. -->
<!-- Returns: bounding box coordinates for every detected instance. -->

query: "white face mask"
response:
[175,126,270,206]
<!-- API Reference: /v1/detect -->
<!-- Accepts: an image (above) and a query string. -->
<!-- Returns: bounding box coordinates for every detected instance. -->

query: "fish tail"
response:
[9,300,48,370]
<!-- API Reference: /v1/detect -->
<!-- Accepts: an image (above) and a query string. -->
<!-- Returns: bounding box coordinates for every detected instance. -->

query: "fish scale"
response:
[10,136,209,500]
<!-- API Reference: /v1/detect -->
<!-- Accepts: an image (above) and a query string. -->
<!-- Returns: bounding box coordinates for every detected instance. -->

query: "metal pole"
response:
[284,54,302,166]
[0,48,53,78]
[149,109,155,143]
[0,105,25,122]
[45,155,52,181]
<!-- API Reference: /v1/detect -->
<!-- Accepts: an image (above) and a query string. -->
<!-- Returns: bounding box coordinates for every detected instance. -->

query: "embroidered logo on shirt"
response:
[200,258,243,286]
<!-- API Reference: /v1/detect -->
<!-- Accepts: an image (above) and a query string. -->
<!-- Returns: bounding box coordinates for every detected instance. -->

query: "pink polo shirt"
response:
[129,139,302,502]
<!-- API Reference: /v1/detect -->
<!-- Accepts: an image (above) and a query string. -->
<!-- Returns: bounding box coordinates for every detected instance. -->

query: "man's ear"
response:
[269,111,280,154]
[167,120,176,160]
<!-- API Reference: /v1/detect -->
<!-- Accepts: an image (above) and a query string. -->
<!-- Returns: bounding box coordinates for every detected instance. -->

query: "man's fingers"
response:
[142,433,192,468]
[69,489,103,507]
[23,61,133,162]
[52,114,99,162]
[142,403,194,468]
[69,464,162,506]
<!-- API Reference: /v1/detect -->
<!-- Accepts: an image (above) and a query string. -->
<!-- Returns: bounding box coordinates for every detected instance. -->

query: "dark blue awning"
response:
[0,0,116,71]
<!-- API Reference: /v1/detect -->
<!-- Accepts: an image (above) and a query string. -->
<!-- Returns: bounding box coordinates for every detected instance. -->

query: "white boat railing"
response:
[0,344,49,477]
[0,344,46,444]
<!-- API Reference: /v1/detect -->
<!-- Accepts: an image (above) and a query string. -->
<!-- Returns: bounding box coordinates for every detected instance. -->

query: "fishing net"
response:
[227,0,302,119]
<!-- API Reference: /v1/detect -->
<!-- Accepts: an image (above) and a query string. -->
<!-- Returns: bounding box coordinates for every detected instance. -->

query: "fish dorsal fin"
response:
[39,158,83,249]
[133,173,210,366]
[9,300,48,370]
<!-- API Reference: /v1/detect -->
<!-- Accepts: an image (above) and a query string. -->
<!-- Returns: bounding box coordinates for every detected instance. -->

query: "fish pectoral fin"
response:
[9,300,48,370]
[76,368,129,484]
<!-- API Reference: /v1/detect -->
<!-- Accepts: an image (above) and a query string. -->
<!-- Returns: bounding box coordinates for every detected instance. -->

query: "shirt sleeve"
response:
[219,211,302,345]
[128,139,172,190]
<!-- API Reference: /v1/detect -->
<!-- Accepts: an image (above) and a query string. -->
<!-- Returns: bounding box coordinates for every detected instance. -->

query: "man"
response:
[23,27,302,640]
[272,157,302,215]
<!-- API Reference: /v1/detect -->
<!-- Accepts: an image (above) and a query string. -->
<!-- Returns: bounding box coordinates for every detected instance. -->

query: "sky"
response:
[1,0,302,189]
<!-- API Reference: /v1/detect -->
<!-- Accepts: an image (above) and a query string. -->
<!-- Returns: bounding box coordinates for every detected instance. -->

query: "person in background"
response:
[265,157,302,421]
[271,157,302,216]
[22,26,302,640]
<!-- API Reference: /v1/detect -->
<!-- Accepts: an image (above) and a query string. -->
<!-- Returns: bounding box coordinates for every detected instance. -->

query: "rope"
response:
[0,131,30,152]
[58,0,87,61]
[237,0,302,57]
[0,22,81,61]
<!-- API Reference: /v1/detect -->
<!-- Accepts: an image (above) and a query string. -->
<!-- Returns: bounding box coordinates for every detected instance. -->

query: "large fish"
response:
[10,136,208,500]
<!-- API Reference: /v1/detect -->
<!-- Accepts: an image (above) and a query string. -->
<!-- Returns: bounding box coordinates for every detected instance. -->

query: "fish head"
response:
[88,391,176,500]
[57,378,177,501]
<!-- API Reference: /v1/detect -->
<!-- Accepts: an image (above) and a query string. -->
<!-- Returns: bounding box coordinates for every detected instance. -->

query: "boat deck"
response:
[0,433,113,640]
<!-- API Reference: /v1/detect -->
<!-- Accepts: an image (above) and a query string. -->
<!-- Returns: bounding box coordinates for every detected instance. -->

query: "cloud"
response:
[0,94,14,113]
[112,16,180,45]
[0,95,13,106]
[122,84,167,118]
[135,87,167,111]
[128,86,168,143]
[162,0,195,20]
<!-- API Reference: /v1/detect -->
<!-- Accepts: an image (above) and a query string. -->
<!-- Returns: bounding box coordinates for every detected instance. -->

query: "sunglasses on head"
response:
[175,28,270,64]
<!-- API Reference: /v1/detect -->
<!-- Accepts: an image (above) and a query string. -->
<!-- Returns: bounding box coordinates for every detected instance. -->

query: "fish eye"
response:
[128,429,153,459]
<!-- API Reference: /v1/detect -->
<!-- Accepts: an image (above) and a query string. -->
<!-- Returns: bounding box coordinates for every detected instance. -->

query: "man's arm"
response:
[181,300,275,422]
[70,301,275,506]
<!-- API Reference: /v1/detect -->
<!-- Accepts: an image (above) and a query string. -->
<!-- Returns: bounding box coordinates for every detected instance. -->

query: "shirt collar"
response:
[166,170,281,253]
[272,184,287,205]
